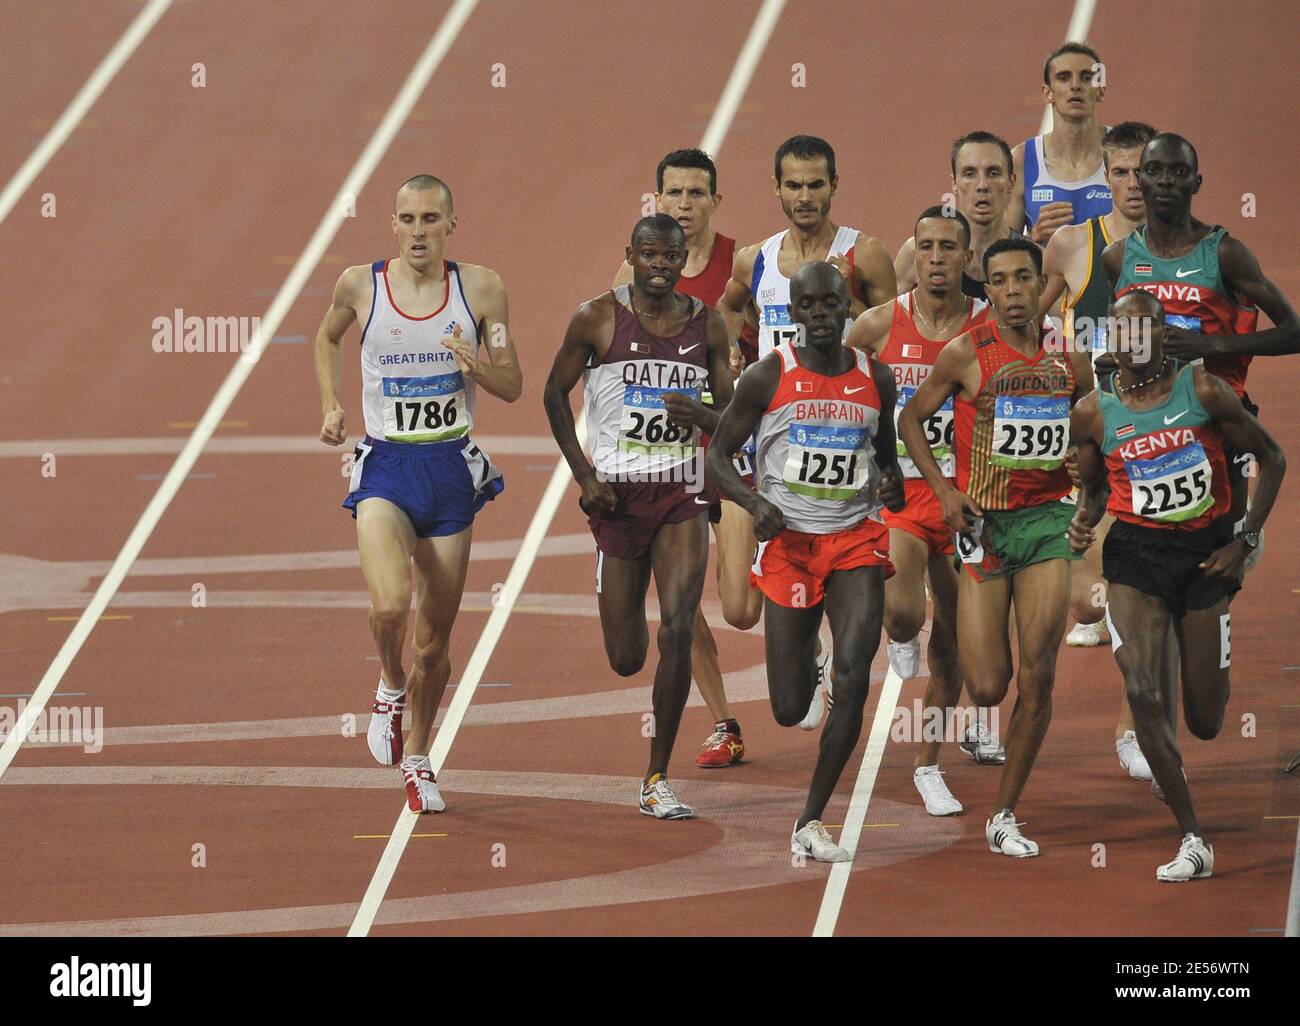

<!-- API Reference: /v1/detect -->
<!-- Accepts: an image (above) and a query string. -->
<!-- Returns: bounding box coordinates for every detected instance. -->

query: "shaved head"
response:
[631,212,685,248]
[789,260,847,305]
[396,174,453,213]
[1114,289,1164,320]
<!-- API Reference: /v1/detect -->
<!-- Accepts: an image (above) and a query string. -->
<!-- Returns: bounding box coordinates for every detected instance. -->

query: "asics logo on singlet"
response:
[1175,268,1202,278]
[1163,410,1189,425]
[1085,189,1109,200]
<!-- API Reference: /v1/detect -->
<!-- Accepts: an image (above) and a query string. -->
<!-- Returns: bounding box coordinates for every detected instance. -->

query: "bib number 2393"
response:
[383,373,468,443]
[991,395,1068,470]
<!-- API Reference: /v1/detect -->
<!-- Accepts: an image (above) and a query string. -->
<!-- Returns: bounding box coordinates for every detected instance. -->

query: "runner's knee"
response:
[656,609,695,657]
[606,640,647,678]
[1184,705,1223,741]
[370,601,408,636]
[720,595,761,631]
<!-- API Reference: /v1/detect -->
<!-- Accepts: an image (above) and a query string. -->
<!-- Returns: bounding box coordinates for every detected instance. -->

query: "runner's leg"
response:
[356,498,417,692]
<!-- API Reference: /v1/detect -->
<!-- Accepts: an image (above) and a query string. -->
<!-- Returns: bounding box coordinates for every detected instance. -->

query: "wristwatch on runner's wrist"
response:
[1239,530,1261,550]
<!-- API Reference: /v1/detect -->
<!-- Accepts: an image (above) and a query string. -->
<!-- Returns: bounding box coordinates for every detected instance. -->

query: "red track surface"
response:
[1,0,1296,936]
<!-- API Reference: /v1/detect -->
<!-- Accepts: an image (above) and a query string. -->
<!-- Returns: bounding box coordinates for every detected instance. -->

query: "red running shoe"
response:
[696,724,744,768]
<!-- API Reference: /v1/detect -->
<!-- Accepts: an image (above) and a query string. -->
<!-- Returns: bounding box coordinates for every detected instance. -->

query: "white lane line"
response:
[0,0,175,226]
[0,0,480,783]
[1038,0,1099,136]
[346,0,789,937]
[812,667,904,937]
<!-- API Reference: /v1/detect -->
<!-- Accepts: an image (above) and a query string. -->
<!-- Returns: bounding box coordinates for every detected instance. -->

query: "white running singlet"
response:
[750,226,860,360]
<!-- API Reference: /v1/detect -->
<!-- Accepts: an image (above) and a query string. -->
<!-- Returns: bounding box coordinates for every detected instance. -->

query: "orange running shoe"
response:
[696,723,744,768]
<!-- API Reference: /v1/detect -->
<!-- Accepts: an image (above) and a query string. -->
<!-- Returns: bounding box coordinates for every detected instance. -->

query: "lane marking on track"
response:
[346,0,789,938]
[354,834,446,840]
[0,0,174,227]
[812,667,904,937]
[1037,0,1099,136]
[0,0,481,785]
[45,615,132,623]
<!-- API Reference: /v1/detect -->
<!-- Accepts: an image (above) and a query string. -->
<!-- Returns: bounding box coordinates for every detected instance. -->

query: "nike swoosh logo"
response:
[1163,410,1188,425]
[694,496,712,505]
[1174,268,1202,279]
[844,386,866,395]
[678,344,700,355]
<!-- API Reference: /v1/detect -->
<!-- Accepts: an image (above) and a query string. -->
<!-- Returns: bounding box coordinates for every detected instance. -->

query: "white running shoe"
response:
[986,811,1039,857]
[1066,618,1110,647]
[1157,833,1214,882]
[401,755,445,813]
[914,765,962,816]
[959,721,1006,764]
[639,775,694,820]
[887,636,921,681]
[368,681,405,766]
[799,632,832,730]
[791,820,851,862]
[1116,730,1153,780]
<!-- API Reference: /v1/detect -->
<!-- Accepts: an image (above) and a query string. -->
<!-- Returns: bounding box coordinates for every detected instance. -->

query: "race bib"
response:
[782,423,870,500]
[955,516,986,565]
[618,384,699,457]
[990,395,1069,470]
[895,385,955,479]
[382,373,468,443]
[731,445,755,479]
[761,305,801,352]
[1127,441,1214,523]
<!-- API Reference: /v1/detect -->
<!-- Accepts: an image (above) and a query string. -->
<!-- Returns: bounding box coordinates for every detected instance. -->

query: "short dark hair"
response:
[983,235,1043,278]
[774,135,836,181]
[397,174,453,212]
[630,212,685,248]
[914,205,971,247]
[949,130,1013,178]
[1101,121,1157,168]
[1043,42,1102,84]
[656,148,718,195]
[1147,132,1199,173]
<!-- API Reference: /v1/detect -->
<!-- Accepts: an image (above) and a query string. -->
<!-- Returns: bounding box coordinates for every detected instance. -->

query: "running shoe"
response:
[639,775,694,819]
[368,681,405,766]
[1156,833,1214,882]
[401,755,445,813]
[986,811,1039,858]
[696,724,744,768]
[791,820,851,862]
[798,631,832,730]
[1066,617,1110,647]
[1116,730,1153,780]
[887,636,921,681]
[914,765,962,816]
[959,720,1006,764]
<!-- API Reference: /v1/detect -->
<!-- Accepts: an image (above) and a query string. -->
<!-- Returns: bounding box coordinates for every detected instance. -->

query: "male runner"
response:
[708,262,904,861]
[1006,43,1111,244]
[1069,290,1286,880]
[898,236,1093,856]
[613,149,760,768]
[850,207,1004,815]
[544,214,732,819]
[317,175,522,813]
[894,131,1025,301]
[1041,120,1157,773]
[718,134,897,725]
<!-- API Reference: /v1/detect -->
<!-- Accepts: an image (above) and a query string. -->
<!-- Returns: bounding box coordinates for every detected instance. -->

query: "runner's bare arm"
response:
[897,333,982,527]
[719,244,759,373]
[1198,369,1287,537]
[1039,221,1079,314]
[457,265,523,402]
[663,308,734,435]
[844,300,893,355]
[706,354,783,538]
[1069,347,1095,402]
[893,236,918,294]
[1101,238,1124,292]
[853,235,898,314]
[1164,237,1300,360]
[1004,143,1028,233]
[1067,394,1108,555]
[543,297,615,508]
[315,264,369,446]
[867,356,905,512]
[611,260,634,289]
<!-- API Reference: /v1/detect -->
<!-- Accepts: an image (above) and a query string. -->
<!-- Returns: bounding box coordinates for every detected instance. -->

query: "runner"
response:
[718,134,897,726]
[613,149,760,768]
[1005,43,1111,244]
[544,213,732,819]
[849,206,1004,815]
[898,236,1093,856]
[707,261,904,861]
[1041,120,1157,775]
[317,174,522,813]
[895,131,1025,300]
[1068,289,1286,880]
